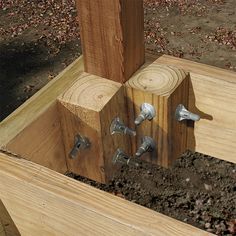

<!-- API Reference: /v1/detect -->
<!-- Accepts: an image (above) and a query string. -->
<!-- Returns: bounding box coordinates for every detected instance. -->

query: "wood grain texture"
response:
[126,61,189,166]
[0,56,84,148]
[157,55,236,164]
[6,104,67,173]
[0,200,20,236]
[58,73,131,182]
[0,153,213,236]
[76,0,145,83]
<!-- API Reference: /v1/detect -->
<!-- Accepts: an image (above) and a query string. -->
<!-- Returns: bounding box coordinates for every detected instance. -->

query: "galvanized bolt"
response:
[175,104,200,122]
[135,136,156,157]
[112,149,130,165]
[112,149,139,167]
[110,117,136,136]
[135,103,156,126]
[69,134,90,159]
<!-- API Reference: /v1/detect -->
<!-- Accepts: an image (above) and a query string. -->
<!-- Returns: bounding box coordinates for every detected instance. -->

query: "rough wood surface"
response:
[6,104,67,173]
[0,153,213,236]
[0,200,20,236]
[58,73,130,182]
[76,0,145,83]
[126,61,189,167]
[0,56,84,147]
[157,55,236,164]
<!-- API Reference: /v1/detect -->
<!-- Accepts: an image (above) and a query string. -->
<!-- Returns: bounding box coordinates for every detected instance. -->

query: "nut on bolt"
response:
[135,103,156,126]
[175,104,200,122]
[110,117,136,136]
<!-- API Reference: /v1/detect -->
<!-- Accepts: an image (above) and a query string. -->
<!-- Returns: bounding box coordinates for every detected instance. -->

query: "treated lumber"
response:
[0,56,84,147]
[157,55,236,164]
[0,153,213,236]
[57,73,130,182]
[0,56,84,173]
[0,200,20,236]
[126,60,189,167]
[76,0,145,83]
[5,104,67,173]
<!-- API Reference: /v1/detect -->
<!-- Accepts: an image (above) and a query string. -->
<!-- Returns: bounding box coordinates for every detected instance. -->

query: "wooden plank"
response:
[76,0,145,83]
[0,153,213,236]
[57,73,131,182]
[5,104,67,173]
[126,60,189,167]
[0,200,20,236]
[157,55,236,164]
[0,56,84,148]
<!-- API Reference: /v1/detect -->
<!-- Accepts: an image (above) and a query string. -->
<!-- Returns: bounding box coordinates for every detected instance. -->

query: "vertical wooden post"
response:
[57,73,131,183]
[76,0,145,83]
[126,61,189,167]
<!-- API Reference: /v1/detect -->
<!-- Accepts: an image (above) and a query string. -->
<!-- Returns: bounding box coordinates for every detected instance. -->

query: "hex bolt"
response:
[135,136,156,157]
[175,104,200,122]
[69,134,90,159]
[135,103,156,126]
[110,117,136,136]
[112,149,139,167]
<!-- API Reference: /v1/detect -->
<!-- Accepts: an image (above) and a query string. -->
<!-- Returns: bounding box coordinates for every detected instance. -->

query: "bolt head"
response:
[140,103,156,120]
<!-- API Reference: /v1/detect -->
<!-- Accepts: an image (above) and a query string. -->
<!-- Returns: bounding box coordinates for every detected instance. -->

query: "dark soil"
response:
[68,151,236,235]
[1,1,236,235]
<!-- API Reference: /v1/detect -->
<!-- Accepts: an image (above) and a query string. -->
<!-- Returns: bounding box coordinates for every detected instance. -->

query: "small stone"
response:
[186,178,190,182]
[205,222,211,229]
[204,183,213,191]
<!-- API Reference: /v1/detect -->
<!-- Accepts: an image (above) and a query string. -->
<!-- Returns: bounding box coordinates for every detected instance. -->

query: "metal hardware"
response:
[135,103,156,126]
[110,117,136,136]
[135,136,156,157]
[69,134,90,159]
[112,149,139,167]
[175,104,200,122]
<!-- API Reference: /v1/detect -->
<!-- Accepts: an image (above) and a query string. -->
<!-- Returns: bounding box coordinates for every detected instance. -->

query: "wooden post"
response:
[126,60,189,167]
[76,0,145,83]
[57,73,131,183]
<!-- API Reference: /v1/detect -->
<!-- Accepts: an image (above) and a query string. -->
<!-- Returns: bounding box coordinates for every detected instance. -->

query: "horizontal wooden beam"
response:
[0,56,84,147]
[157,55,236,164]
[0,153,212,236]
[0,200,20,236]
[0,56,85,173]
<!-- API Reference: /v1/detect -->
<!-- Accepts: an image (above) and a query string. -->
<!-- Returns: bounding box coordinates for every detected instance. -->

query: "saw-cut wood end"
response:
[58,73,122,112]
[126,63,188,96]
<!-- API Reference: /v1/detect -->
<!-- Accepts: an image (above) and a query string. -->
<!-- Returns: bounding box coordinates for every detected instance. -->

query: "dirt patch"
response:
[0,0,81,120]
[69,151,236,235]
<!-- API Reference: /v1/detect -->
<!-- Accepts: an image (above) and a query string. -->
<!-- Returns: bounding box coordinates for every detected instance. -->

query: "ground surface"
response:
[0,0,236,235]
[70,151,236,235]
